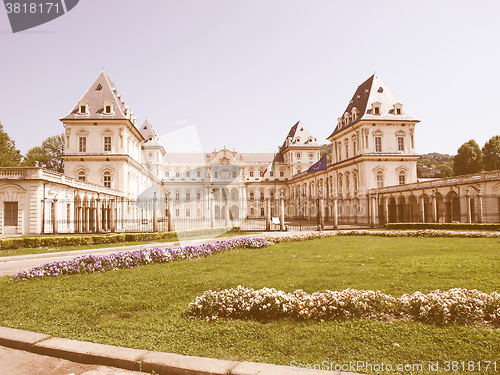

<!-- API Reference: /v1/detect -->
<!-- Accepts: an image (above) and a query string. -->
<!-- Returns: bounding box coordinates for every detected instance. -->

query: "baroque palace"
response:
[0,71,499,235]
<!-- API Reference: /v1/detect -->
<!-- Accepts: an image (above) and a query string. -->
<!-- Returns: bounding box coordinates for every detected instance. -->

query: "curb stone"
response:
[0,326,362,375]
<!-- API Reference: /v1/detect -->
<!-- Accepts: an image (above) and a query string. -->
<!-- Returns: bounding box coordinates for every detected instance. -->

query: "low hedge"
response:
[0,227,240,251]
[384,223,500,231]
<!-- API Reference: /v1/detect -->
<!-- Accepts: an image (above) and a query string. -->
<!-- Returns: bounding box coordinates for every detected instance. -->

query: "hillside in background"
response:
[417,153,454,178]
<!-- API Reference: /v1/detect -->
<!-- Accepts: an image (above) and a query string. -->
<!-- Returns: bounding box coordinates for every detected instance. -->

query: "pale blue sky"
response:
[1,0,499,156]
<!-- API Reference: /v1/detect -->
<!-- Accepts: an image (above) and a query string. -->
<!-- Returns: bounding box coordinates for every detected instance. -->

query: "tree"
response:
[453,139,483,176]
[23,134,65,173]
[0,122,22,166]
[482,135,500,171]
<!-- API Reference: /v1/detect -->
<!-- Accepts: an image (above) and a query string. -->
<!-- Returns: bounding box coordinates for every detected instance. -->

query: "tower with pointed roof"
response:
[60,71,162,197]
[279,120,322,177]
[140,118,166,177]
[326,74,419,196]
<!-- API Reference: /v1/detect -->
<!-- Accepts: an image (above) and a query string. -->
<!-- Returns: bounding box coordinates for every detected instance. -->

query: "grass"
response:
[0,231,258,257]
[0,236,499,374]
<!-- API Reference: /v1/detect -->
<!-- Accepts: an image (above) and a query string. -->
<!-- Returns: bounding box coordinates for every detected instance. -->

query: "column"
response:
[110,199,116,232]
[477,194,484,223]
[432,194,438,223]
[466,194,472,223]
[384,197,390,224]
[96,198,101,233]
[280,197,285,231]
[420,196,426,223]
[52,198,58,234]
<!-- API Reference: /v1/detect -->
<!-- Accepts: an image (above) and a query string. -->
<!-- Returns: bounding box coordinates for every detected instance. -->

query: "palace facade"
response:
[0,72,498,235]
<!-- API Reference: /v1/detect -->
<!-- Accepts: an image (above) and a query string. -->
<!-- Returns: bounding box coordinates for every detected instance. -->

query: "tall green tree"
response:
[453,139,483,176]
[482,135,500,171]
[23,134,64,173]
[0,122,22,166]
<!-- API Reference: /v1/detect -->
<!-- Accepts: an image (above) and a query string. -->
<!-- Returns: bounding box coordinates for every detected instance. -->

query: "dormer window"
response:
[78,100,89,115]
[394,103,403,115]
[103,99,114,115]
[344,112,350,124]
[371,102,382,115]
[96,84,102,91]
[352,107,358,121]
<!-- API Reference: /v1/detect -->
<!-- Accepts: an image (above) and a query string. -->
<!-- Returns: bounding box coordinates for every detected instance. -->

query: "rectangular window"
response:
[345,144,349,158]
[399,174,406,185]
[280,171,284,177]
[232,171,237,178]
[186,209,190,217]
[175,192,180,201]
[4,202,18,226]
[270,171,274,177]
[296,152,301,159]
[186,192,190,201]
[309,153,314,158]
[105,105,112,114]
[175,171,180,178]
[186,171,191,178]
[374,107,380,115]
[104,136,111,152]
[103,175,111,188]
[197,171,201,178]
[375,137,382,152]
[260,192,264,201]
[260,208,265,216]
[164,171,169,178]
[79,137,86,152]
[260,171,263,177]
[377,174,384,188]
[80,105,86,114]
[249,171,254,177]
[214,172,219,178]
[148,152,153,160]
[249,192,254,201]
[196,192,201,201]
[175,208,180,217]
[398,137,405,152]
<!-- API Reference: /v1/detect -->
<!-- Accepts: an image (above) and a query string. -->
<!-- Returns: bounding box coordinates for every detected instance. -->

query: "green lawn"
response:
[0,236,499,374]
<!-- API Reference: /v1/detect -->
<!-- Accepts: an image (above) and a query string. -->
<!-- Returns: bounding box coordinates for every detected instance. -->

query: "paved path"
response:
[0,345,146,374]
[0,232,273,277]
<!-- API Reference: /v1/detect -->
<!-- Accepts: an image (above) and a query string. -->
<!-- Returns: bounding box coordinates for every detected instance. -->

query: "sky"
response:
[0,0,499,156]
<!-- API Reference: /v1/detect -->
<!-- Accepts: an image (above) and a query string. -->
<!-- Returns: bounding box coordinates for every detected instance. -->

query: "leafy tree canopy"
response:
[482,135,500,171]
[0,122,22,167]
[453,139,483,176]
[23,134,64,173]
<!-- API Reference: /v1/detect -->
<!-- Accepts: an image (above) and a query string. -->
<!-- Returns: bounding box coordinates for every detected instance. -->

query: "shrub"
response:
[384,223,500,231]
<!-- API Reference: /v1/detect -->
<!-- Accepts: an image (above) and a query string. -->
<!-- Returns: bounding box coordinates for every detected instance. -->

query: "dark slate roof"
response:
[279,120,320,152]
[328,74,418,139]
[61,71,130,121]
[139,118,157,140]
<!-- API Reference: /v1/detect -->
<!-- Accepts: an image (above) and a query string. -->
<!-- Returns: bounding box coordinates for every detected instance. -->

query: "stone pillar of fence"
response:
[152,197,158,232]
[224,203,230,227]
[265,198,271,231]
[280,197,285,231]
[477,194,483,223]
[318,198,325,231]
[52,198,58,234]
[209,197,215,228]
[370,196,376,228]
[96,198,102,233]
[332,197,338,229]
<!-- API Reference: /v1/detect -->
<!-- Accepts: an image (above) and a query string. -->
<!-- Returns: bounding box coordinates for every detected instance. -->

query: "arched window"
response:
[78,170,86,182]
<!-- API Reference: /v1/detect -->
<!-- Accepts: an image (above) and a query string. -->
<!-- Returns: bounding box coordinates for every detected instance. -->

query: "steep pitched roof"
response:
[139,118,157,140]
[280,120,320,151]
[328,74,418,139]
[61,71,131,121]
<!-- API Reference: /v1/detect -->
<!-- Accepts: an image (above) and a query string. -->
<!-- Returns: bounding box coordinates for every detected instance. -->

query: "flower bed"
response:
[265,229,500,244]
[189,286,500,327]
[13,237,271,281]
